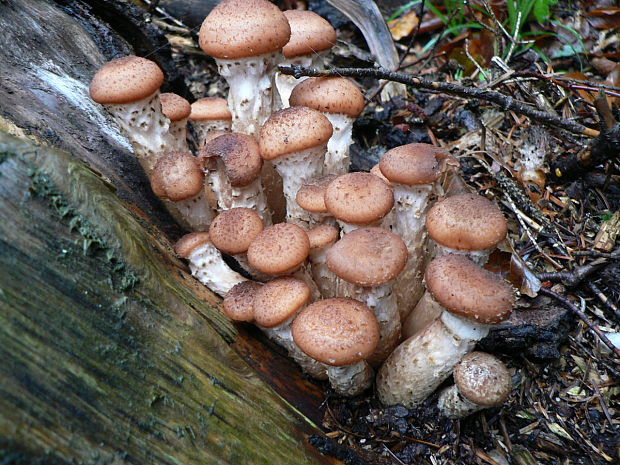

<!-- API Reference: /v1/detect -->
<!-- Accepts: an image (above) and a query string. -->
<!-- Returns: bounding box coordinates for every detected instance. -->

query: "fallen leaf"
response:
[388,10,419,41]
[587,7,620,29]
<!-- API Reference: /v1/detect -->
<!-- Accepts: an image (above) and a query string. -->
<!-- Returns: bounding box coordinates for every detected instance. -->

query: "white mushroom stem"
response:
[186,242,247,297]
[205,159,271,225]
[191,120,231,146]
[171,187,215,231]
[401,290,444,339]
[273,145,326,226]
[309,245,338,299]
[334,281,401,366]
[167,118,190,152]
[437,385,485,418]
[323,113,355,176]
[104,91,176,175]
[390,183,434,321]
[260,317,327,380]
[216,51,283,136]
[432,245,491,266]
[376,311,490,407]
[337,213,394,236]
[275,53,326,108]
[327,362,374,396]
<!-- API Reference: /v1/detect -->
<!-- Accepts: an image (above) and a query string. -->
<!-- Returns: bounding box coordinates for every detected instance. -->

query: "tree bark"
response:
[0,1,331,463]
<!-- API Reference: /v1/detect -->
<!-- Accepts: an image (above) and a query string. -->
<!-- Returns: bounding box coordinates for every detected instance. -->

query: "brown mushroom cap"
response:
[160,93,191,121]
[282,10,337,58]
[89,56,164,105]
[425,193,508,251]
[292,298,380,366]
[296,175,337,213]
[425,255,515,324]
[190,97,232,121]
[199,0,291,59]
[379,143,454,186]
[370,163,391,185]
[223,280,263,322]
[454,352,512,406]
[253,276,311,328]
[327,227,407,287]
[247,223,310,275]
[174,232,212,259]
[324,172,394,225]
[150,152,204,201]
[289,77,365,118]
[307,224,339,249]
[198,133,263,187]
[209,208,264,255]
[258,106,333,160]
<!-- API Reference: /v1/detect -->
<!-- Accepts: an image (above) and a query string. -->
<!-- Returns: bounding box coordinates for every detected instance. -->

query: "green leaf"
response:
[533,0,550,23]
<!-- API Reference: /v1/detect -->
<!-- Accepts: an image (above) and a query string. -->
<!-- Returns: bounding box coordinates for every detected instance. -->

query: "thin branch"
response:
[279,65,600,137]
[538,287,620,359]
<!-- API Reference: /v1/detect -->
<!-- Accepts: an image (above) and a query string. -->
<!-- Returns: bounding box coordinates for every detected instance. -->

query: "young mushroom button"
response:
[159,92,191,151]
[223,280,263,323]
[292,298,380,396]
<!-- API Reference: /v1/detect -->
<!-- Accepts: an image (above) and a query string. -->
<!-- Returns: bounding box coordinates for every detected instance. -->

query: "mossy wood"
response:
[0,0,330,463]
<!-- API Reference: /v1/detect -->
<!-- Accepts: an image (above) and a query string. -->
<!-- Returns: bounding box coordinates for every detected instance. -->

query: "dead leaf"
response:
[587,7,620,29]
[388,10,419,41]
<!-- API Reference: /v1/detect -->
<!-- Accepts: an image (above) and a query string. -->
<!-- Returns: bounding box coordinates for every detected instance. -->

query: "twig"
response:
[537,255,614,286]
[279,65,599,137]
[587,282,620,321]
[538,287,620,358]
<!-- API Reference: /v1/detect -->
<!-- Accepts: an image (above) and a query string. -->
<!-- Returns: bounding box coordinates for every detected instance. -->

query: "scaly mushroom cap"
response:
[160,93,191,121]
[327,227,407,287]
[292,298,379,366]
[425,255,515,324]
[150,152,204,201]
[324,172,394,225]
[296,175,337,213]
[190,97,232,121]
[89,56,164,104]
[209,207,264,255]
[282,10,337,58]
[454,352,512,407]
[258,106,333,160]
[247,223,310,275]
[307,224,339,250]
[173,232,212,259]
[198,133,263,187]
[223,280,263,322]
[379,143,454,186]
[199,0,291,59]
[426,193,508,251]
[253,276,311,328]
[289,77,365,118]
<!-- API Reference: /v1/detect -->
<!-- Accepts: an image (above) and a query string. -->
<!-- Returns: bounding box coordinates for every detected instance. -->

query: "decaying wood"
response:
[0,1,333,463]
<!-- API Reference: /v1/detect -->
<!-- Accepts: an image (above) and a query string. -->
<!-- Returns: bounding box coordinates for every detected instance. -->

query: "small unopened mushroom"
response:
[438,352,512,418]
[289,77,365,175]
[376,255,515,407]
[276,10,337,107]
[324,172,394,234]
[199,0,291,135]
[253,276,326,379]
[209,207,269,281]
[295,174,337,227]
[327,227,407,365]
[307,224,340,298]
[198,132,270,225]
[150,151,214,231]
[174,232,247,297]
[89,56,176,175]
[292,298,380,395]
[223,280,263,323]
[247,222,320,300]
[426,193,508,265]
[258,106,333,226]
[159,92,191,151]
[378,143,457,320]
[189,97,232,145]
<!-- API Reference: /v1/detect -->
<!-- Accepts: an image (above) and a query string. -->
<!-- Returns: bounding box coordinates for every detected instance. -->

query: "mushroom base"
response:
[327,362,373,396]
[437,385,485,418]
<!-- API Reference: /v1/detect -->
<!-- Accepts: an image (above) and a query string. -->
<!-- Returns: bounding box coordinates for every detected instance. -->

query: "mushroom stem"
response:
[167,118,190,152]
[437,385,484,418]
[401,289,444,339]
[184,241,247,297]
[217,52,283,136]
[172,188,215,231]
[275,54,321,108]
[323,113,355,175]
[432,245,491,265]
[327,362,374,396]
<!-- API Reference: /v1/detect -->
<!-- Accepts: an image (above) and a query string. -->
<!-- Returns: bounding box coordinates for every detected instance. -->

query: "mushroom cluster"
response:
[89,0,516,410]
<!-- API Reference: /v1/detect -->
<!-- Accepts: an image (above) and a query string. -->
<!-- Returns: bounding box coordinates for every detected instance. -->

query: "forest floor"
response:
[153,0,619,463]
